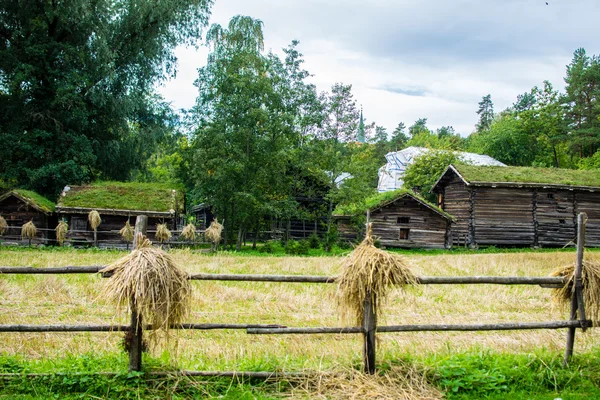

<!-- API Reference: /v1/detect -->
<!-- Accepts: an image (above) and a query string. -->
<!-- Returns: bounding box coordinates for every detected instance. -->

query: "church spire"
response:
[357,106,365,143]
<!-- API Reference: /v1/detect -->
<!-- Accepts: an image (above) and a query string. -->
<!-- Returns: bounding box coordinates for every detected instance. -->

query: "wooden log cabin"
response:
[0,189,56,245]
[431,164,600,248]
[335,190,454,249]
[55,182,184,246]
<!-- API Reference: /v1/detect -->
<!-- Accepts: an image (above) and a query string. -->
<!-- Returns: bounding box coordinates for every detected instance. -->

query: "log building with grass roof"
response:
[335,190,455,249]
[56,182,184,246]
[432,164,600,248]
[0,189,56,244]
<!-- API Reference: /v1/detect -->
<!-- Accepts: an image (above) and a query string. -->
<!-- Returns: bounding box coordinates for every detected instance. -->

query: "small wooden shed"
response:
[0,190,56,244]
[336,190,454,249]
[55,182,184,246]
[432,164,600,248]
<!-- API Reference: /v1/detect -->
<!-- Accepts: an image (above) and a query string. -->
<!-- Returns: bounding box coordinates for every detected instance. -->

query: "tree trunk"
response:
[236,225,243,251]
[325,199,334,252]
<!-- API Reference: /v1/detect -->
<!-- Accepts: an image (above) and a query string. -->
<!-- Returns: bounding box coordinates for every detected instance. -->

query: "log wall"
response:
[371,198,449,249]
[440,176,471,247]
[0,195,53,244]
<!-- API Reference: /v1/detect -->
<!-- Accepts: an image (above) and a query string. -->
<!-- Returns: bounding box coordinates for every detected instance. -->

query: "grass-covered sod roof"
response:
[334,189,453,220]
[445,164,600,189]
[0,189,55,213]
[58,182,184,213]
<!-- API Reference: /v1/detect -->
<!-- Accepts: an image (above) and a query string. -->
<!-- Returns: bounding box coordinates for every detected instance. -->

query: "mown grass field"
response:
[1,247,599,399]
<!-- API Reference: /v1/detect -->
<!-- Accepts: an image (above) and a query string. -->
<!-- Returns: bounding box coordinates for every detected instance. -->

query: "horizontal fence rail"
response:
[0,213,592,376]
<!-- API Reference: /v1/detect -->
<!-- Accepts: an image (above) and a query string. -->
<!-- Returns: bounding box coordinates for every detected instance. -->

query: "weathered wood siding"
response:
[0,195,53,244]
[574,192,600,246]
[472,188,535,246]
[336,217,360,242]
[441,175,471,246]
[537,190,576,247]
[64,214,176,245]
[371,198,449,249]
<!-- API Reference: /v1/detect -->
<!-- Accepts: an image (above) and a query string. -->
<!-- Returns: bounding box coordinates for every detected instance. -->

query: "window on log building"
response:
[397,217,410,224]
[547,193,554,199]
[399,228,410,240]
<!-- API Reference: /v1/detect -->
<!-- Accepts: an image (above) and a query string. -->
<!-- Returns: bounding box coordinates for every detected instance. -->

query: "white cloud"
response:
[158,0,600,136]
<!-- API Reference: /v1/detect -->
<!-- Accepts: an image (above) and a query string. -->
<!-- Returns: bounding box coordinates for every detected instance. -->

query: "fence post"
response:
[363,291,377,374]
[129,215,147,372]
[564,212,587,366]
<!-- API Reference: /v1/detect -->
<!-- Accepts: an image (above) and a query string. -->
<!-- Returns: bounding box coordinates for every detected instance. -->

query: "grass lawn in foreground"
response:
[0,247,599,398]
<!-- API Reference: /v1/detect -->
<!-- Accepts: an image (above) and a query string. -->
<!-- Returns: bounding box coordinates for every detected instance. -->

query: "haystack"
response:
[155,223,172,243]
[205,219,223,244]
[0,215,7,236]
[119,220,134,242]
[88,210,101,230]
[21,220,37,241]
[551,255,600,326]
[181,223,196,242]
[336,224,417,325]
[56,221,68,246]
[100,234,191,337]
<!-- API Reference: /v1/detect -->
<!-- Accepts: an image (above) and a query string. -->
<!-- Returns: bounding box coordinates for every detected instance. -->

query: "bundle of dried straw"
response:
[21,220,37,240]
[155,223,172,243]
[181,223,196,241]
[119,220,134,242]
[56,221,68,246]
[551,256,600,326]
[336,224,417,325]
[100,234,191,337]
[0,215,7,236]
[205,219,223,244]
[88,210,101,231]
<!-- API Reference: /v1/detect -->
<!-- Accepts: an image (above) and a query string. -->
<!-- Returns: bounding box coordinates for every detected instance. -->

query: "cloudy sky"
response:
[158,0,600,137]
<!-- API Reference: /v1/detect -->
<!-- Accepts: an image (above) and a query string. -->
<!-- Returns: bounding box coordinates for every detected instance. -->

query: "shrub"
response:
[284,239,310,255]
[308,233,321,249]
[259,241,282,254]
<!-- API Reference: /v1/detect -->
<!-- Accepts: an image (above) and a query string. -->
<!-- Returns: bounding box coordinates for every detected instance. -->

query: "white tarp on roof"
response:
[377,146,506,192]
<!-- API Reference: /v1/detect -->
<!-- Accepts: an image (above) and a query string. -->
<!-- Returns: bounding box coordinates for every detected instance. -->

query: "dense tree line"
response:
[2,7,600,249]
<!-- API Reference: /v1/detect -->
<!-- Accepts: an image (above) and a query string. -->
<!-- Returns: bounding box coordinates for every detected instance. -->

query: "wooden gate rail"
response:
[0,213,591,374]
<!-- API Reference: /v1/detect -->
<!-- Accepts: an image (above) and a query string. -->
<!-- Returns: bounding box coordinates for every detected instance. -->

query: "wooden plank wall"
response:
[472,188,535,246]
[371,198,448,249]
[441,176,471,247]
[0,196,51,244]
[574,192,600,246]
[537,190,576,247]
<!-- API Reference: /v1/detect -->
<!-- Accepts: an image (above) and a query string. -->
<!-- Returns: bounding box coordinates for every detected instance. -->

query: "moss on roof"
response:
[57,182,184,213]
[453,164,600,188]
[9,189,56,213]
[334,189,453,220]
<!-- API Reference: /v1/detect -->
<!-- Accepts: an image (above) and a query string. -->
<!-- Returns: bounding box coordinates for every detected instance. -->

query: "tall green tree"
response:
[0,0,213,197]
[563,48,600,158]
[389,122,408,151]
[476,94,494,132]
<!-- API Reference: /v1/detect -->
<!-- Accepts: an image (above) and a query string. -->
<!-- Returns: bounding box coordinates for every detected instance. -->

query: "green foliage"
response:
[58,181,184,212]
[284,239,310,255]
[475,94,494,132]
[402,150,462,202]
[259,240,283,254]
[0,0,212,197]
[308,233,321,249]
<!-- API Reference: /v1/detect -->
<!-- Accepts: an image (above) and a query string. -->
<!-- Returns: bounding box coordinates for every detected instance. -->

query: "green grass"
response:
[2,190,55,213]
[57,181,185,213]
[454,163,600,188]
[1,350,599,399]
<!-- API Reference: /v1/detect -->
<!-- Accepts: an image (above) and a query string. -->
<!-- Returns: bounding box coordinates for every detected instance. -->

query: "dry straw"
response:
[181,223,196,242]
[336,224,417,325]
[21,220,37,240]
[155,223,172,243]
[0,215,7,236]
[100,234,191,338]
[119,220,134,242]
[205,219,223,244]
[55,221,68,246]
[88,210,101,230]
[551,255,600,326]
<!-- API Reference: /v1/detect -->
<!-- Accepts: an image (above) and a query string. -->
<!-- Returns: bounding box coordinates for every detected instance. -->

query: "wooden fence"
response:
[0,214,593,375]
